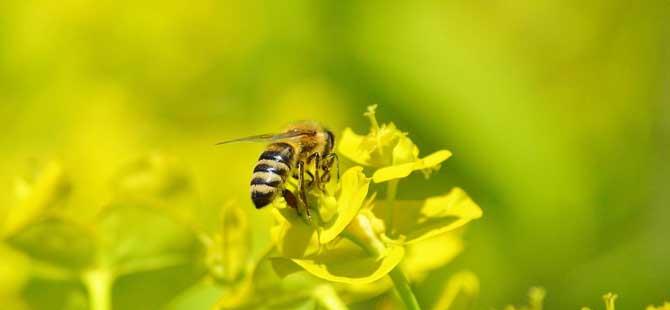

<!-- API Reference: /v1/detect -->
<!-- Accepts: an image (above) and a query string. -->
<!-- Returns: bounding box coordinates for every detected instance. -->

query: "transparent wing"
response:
[215,130,311,145]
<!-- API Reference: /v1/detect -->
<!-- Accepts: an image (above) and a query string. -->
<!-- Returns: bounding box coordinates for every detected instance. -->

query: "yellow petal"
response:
[372,163,416,183]
[338,128,373,166]
[373,188,482,244]
[269,257,303,278]
[270,205,320,258]
[432,271,480,310]
[603,293,618,310]
[3,161,70,237]
[372,150,452,183]
[646,302,670,310]
[319,167,371,244]
[392,136,419,164]
[401,233,463,281]
[290,242,404,284]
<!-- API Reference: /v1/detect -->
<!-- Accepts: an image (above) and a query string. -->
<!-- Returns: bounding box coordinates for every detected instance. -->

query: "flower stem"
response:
[389,267,421,310]
[383,179,421,310]
[83,269,112,310]
[386,179,399,237]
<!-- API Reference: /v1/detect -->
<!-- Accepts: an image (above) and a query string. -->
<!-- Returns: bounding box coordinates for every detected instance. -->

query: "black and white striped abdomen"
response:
[250,143,294,209]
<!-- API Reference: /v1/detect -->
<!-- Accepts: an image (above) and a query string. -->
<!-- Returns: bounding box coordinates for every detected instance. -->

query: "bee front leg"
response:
[297,161,311,221]
[313,153,325,192]
[306,170,315,187]
[322,153,340,183]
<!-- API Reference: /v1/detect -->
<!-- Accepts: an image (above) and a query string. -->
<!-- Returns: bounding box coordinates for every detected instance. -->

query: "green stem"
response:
[389,267,421,310]
[84,269,112,310]
[386,179,399,237]
[384,179,421,309]
[344,187,422,310]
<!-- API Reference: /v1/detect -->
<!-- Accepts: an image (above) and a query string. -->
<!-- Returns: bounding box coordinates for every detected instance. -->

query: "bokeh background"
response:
[1,0,669,309]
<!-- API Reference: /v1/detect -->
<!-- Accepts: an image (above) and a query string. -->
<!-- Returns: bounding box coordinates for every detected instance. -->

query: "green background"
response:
[1,0,668,309]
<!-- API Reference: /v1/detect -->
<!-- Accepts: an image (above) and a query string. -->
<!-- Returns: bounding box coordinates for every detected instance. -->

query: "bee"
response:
[217,121,338,219]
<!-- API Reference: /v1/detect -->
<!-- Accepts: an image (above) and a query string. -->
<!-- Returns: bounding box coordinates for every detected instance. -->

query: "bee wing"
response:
[215,131,310,145]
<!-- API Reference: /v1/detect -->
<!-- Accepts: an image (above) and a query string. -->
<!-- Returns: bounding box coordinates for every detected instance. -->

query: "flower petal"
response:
[401,233,463,281]
[338,128,373,166]
[374,188,482,244]
[319,167,370,244]
[270,205,319,258]
[372,150,452,183]
[3,161,70,237]
[289,240,404,284]
[432,271,480,310]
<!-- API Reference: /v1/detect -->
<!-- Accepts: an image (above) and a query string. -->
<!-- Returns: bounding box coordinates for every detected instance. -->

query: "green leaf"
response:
[96,204,206,310]
[375,188,482,244]
[112,154,190,200]
[112,263,206,310]
[206,203,251,284]
[0,245,29,303]
[96,204,204,276]
[6,217,96,271]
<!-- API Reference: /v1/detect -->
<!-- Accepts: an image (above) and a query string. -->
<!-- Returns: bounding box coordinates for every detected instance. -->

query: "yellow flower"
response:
[432,271,479,310]
[267,106,482,310]
[502,287,546,310]
[270,167,405,284]
[2,161,70,237]
[338,105,452,183]
[603,293,617,310]
[647,302,670,310]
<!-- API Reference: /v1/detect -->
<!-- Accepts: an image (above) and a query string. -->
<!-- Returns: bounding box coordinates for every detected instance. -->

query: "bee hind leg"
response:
[282,190,300,215]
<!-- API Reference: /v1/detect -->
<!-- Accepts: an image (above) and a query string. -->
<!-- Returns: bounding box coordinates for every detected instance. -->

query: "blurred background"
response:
[0,0,668,309]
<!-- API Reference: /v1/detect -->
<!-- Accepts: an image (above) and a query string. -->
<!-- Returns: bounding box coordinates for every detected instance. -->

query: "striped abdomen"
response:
[250,142,295,209]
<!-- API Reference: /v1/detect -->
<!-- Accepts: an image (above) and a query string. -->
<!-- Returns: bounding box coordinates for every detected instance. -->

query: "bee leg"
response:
[282,189,300,214]
[324,153,340,182]
[306,170,315,187]
[312,153,325,192]
[297,161,311,221]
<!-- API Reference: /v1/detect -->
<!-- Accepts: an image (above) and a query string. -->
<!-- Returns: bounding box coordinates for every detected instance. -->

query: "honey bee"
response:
[217,121,338,219]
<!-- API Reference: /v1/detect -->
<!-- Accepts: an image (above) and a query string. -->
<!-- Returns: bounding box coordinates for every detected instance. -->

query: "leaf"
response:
[22,276,88,310]
[112,263,206,310]
[0,245,29,298]
[289,239,405,284]
[96,204,207,310]
[206,203,250,284]
[112,154,190,200]
[375,188,482,244]
[96,204,204,276]
[6,217,96,271]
